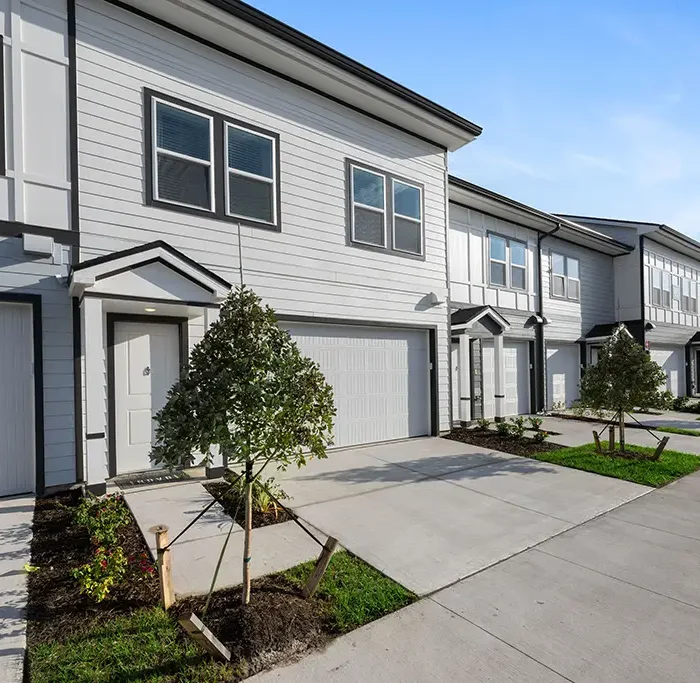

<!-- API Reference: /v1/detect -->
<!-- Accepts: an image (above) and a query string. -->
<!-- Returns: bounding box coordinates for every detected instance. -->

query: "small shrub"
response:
[72,546,127,602]
[510,416,526,438]
[496,421,514,437]
[672,395,690,411]
[74,493,131,547]
[531,430,549,444]
[475,418,492,430]
[551,400,566,413]
[528,416,543,431]
[222,472,290,517]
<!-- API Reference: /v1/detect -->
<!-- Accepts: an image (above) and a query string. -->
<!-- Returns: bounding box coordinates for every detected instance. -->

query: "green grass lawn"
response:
[29,552,414,682]
[528,441,700,487]
[657,425,700,437]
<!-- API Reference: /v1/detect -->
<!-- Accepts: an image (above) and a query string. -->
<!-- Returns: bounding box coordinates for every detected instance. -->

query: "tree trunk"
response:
[241,459,253,605]
[619,410,626,453]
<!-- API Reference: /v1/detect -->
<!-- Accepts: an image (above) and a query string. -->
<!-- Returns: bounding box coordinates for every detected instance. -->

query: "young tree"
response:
[151,286,335,604]
[577,325,667,451]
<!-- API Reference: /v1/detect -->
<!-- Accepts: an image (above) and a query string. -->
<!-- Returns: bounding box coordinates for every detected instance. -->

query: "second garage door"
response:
[482,340,530,418]
[546,343,580,410]
[650,345,686,396]
[284,323,431,448]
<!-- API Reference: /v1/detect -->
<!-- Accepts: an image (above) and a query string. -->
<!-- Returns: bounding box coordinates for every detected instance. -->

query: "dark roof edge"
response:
[554,214,666,229]
[206,1,482,138]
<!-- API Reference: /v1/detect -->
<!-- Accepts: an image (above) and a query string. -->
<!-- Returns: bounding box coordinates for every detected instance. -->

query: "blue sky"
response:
[247,0,700,236]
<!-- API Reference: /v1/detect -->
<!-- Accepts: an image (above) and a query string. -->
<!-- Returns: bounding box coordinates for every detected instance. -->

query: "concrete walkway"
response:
[250,469,700,683]
[123,481,322,597]
[0,495,34,683]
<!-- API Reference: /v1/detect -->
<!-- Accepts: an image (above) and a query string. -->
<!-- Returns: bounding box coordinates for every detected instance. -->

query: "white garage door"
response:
[0,303,35,497]
[650,346,686,396]
[284,323,430,448]
[482,340,530,418]
[547,343,580,410]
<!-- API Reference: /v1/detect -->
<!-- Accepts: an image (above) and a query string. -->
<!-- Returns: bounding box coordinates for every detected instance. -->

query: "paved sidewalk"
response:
[250,470,700,683]
[0,495,34,683]
[123,481,321,597]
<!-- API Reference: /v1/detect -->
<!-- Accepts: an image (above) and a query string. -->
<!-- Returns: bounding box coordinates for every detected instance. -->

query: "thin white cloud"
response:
[571,153,624,175]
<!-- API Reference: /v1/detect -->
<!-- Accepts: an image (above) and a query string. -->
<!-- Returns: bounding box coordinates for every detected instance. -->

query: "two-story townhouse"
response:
[0,0,482,497]
[448,178,633,424]
[559,215,700,399]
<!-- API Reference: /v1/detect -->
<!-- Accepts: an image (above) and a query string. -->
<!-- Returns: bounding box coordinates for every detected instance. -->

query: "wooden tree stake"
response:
[592,430,602,454]
[242,460,253,606]
[651,436,670,461]
[150,524,174,610]
[608,425,615,453]
[179,612,231,662]
[302,536,338,599]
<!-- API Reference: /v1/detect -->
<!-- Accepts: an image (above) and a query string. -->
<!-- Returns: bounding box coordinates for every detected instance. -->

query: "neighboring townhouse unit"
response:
[559,215,700,399]
[448,179,633,423]
[0,0,482,497]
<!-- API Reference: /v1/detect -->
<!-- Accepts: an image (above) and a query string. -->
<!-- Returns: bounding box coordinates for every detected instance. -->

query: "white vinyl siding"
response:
[75,0,451,432]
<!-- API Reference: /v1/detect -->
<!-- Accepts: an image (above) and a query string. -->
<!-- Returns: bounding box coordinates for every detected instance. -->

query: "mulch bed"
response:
[205,482,292,529]
[177,577,333,678]
[445,427,564,457]
[26,492,159,646]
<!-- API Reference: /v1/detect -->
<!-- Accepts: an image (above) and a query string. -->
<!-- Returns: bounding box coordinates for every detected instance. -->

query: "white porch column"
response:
[204,307,225,476]
[82,296,108,490]
[458,333,471,424]
[494,333,506,420]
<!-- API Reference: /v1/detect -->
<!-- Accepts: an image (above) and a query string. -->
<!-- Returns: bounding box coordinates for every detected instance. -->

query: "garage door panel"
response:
[650,346,685,396]
[284,323,429,447]
[0,303,35,497]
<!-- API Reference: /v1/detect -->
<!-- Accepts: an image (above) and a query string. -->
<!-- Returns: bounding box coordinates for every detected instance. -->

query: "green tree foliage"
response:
[577,325,667,451]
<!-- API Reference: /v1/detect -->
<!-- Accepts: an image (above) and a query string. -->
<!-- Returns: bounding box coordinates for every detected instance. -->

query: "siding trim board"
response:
[0,221,80,245]
[103,0,457,151]
[72,297,84,484]
[82,291,221,309]
[106,313,189,478]
[0,292,45,495]
[0,45,6,176]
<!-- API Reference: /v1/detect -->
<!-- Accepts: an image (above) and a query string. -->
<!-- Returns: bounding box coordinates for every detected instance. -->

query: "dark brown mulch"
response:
[204,482,292,529]
[26,492,159,646]
[176,575,332,678]
[607,449,659,461]
[445,427,565,456]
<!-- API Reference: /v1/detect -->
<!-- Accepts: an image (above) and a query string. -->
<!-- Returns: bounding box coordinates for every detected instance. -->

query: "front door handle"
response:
[144,366,151,376]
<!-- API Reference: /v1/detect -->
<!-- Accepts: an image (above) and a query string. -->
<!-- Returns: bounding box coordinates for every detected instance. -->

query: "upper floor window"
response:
[551,252,580,301]
[488,234,527,290]
[146,89,281,231]
[347,161,423,258]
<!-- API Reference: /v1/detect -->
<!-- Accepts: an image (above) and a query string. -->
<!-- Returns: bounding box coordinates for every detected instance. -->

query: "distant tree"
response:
[152,286,335,604]
[577,325,667,451]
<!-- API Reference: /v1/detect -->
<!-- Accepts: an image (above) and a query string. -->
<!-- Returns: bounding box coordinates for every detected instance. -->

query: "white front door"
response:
[0,303,35,496]
[547,343,581,409]
[114,321,181,474]
[482,340,529,418]
[650,346,686,396]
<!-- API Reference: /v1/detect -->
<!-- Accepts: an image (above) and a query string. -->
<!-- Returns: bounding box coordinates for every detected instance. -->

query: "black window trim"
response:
[486,231,528,292]
[550,250,580,301]
[144,88,282,232]
[345,158,425,261]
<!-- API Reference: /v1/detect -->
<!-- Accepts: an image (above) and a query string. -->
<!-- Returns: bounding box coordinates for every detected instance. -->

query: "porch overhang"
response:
[451,305,510,334]
[68,240,232,304]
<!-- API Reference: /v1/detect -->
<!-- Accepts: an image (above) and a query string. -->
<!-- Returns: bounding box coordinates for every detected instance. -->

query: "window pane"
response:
[567,257,579,280]
[394,217,421,254]
[552,253,565,275]
[157,153,210,209]
[229,173,273,223]
[393,181,420,219]
[552,274,566,297]
[568,278,580,300]
[511,241,526,267]
[652,268,661,288]
[354,206,384,246]
[228,127,273,178]
[652,289,661,306]
[353,168,384,209]
[489,235,506,262]
[490,261,506,286]
[511,266,526,290]
[156,102,210,161]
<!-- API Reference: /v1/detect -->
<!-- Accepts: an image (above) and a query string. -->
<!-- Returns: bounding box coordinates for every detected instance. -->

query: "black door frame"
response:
[106,313,188,478]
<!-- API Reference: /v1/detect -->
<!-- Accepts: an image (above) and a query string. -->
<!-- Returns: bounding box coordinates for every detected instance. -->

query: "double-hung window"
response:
[651,268,662,306]
[488,234,527,290]
[550,252,580,301]
[347,161,423,257]
[146,89,280,230]
[672,275,681,310]
[662,271,672,308]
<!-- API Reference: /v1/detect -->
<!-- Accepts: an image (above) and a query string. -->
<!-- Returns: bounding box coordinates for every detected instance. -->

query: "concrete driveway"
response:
[254,461,700,683]
[279,437,649,595]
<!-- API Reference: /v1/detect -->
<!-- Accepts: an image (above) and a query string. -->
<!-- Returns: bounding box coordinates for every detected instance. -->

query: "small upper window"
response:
[488,234,527,290]
[510,241,527,291]
[351,166,386,247]
[154,100,213,210]
[226,124,276,225]
[551,252,580,301]
[393,180,422,255]
[489,235,507,287]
